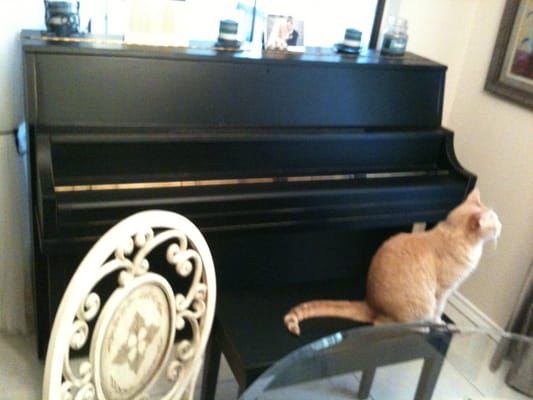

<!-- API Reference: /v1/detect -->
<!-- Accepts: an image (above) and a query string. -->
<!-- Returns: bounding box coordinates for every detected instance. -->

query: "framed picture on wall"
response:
[265,14,304,51]
[485,0,533,109]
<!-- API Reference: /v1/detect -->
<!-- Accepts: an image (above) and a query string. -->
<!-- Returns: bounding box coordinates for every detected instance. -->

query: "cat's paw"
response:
[284,313,301,336]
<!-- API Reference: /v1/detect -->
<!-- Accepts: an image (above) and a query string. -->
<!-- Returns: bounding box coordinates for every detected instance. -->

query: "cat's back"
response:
[365,230,441,321]
[370,229,437,269]
[366,230,440,291]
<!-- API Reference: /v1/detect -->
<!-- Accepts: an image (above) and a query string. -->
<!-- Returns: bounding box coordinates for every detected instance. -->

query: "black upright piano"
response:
[21,31,475,361]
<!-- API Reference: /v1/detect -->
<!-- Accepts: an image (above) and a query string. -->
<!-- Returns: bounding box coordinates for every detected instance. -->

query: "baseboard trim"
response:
[448,292,502,331]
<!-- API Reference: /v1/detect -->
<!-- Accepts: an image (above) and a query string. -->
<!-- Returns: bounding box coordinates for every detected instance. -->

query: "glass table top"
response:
[239,323,533,400]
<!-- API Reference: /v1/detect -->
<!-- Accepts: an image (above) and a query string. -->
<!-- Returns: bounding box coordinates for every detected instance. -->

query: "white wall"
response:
[0,3,42,130]
[0,1,43,334]
[396,0,533,327]
[395,0,479,124]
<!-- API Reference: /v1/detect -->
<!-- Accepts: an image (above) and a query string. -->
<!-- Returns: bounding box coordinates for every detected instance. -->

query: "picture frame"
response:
[485,0,533,109]
[264,14,304,51]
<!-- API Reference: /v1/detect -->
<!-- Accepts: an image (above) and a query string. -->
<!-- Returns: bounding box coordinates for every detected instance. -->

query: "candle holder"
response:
[44,0,81,37]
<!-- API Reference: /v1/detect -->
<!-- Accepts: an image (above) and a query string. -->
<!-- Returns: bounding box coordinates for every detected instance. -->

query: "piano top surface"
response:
[21,30,446,71]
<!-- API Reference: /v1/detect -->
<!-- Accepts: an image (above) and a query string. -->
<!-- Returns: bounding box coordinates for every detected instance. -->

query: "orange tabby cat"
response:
[284,188,501,335]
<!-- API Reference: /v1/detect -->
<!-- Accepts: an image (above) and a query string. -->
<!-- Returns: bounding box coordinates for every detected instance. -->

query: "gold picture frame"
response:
[485,0,533,109]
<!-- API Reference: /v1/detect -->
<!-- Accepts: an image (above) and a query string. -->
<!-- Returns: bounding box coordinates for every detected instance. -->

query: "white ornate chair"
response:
[42,210,216,399]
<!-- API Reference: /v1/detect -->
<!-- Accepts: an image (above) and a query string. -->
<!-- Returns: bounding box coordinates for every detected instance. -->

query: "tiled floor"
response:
[0,301,530,399]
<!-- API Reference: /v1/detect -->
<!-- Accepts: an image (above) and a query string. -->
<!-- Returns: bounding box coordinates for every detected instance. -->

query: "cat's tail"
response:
[284,300,376,336]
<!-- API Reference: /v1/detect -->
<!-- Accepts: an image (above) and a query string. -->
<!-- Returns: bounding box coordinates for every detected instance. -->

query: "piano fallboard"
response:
[36,128,472,252]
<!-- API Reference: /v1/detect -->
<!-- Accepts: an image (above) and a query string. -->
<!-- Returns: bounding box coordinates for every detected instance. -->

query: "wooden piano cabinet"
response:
[21,30,475,385]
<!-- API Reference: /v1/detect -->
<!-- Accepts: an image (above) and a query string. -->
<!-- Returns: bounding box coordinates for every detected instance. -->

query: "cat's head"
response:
[447,188,502,243]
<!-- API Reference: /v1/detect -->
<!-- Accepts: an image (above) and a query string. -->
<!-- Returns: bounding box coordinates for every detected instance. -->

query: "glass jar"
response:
[381,16,408,56]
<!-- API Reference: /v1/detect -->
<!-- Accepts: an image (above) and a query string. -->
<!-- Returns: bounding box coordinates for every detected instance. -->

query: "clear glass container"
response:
[381,16,408,56]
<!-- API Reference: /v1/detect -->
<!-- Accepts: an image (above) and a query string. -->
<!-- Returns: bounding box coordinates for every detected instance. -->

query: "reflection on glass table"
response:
[239,323,533,400]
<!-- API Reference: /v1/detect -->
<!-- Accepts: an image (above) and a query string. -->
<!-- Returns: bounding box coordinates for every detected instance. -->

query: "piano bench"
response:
[204,281,370,396]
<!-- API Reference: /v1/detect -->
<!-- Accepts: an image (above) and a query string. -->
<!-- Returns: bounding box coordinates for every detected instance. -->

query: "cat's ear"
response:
[468,212,483,231]
[466,188,481,204]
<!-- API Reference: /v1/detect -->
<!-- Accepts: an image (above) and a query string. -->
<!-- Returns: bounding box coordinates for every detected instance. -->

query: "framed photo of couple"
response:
[265,14,304,50]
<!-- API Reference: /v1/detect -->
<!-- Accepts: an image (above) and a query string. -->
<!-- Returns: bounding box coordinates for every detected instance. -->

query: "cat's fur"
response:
[284,188,501,336]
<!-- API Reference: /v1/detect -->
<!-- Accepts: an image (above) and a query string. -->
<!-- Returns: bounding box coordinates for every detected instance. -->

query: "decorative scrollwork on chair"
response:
[42,210,217,400]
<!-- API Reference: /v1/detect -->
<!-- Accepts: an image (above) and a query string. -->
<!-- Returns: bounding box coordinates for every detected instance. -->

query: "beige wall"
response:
[395,0,533,327]
[384,0,478,123]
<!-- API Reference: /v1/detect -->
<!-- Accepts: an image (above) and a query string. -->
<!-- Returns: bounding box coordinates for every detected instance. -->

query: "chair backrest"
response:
[42,210,216,400]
